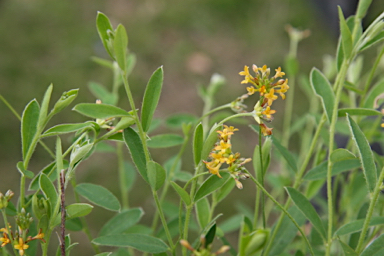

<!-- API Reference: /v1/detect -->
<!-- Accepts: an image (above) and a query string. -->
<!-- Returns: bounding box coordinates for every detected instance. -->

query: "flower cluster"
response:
[203,125,251,189]
[0,205,45,256]
[239,65,289,135]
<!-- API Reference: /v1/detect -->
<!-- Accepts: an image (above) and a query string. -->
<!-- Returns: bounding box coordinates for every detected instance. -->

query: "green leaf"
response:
[42,123,93,137]
[303,159,361,180]
[360,234,384,256]
[51,89,79,116]
[170,182,191,205]
[99,208,144,236]
[39,173,58,217]
[338,108,381,117]
[193,123,204,166]
[360,31,384,52]
[338,239,358,256]
[37,84,53,129]
[194,172,230,202]
[271,135,297,173]
[338,6,353,59]
[96,12,114,58]
[73,103,131,119]
[330,148,356,163]
[196,197,210,229]
[363,79,384,108]
[141,67,164,132]
[310,68,335,122]
[21,99,40,160]
[92,234,169,254]
[75,183,120,211]
[356,0,373,19]
[165,113,198,128]
[147,134,183,148]
[147,161,166,191]
[216,178,236,203]
[16,161,34,179]
[88,82,117,105]
[201,124,222,161]
[334,216,384,236]
[123,128,148,183]
[347,114,377,192]
[66,203,93,218]
[285,187,327,240]
[174,171,192,182]
[113,24,128,70]
[69,143,94,168]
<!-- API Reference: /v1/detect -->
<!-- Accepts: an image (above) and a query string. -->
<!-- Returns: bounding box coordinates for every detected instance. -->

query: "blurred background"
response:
[0,0,383,254]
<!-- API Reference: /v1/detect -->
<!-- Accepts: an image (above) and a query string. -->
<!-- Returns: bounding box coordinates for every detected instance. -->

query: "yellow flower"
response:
[239,66,256,85]
[265,89,278,106]
[381,123,384,128]
[225,154,236,165]
[214,140,231,153]
[262,106,276,119]
[0,232,10,247]
[204,161,222,178]
[14,238,29,256]
[259,65,270,77]
[274,67,285,78]
[275,79,289,99]
[217,125,238,141]
[247,86,256,95]
[260,124,273,136]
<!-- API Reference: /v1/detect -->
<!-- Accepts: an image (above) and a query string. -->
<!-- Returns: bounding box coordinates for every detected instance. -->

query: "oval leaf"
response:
[51,89,79,116]
[73,103,131,119]
[147,161,166,191]
[75,183,120,211]
[99,208,144,236]
[194,172,230,202]
[141,67,164,132]
[92,234,169,254]
[123,128,148,183]
[114,24,128,70]
[96,12,114,58]
[285,187,326,240]
[147,134,183,148]
[170,182,191,205]
[193,123,204,166]
[196,197,210,229]
[330,148,356,163]
[338,6,353,59]
[66,203,93,218]
[310,68,335,123]
[21,99,40,160]
[347,114,377,192]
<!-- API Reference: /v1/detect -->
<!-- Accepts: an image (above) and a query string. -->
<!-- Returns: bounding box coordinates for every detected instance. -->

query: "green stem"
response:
[153,191,175,249]
[42,229,51,256]
[244,170,315,256]
[325,59,349,256]
[117,142,129,210]
[217,112,254,126]
[356,166,384,253]
[259,130,266,229]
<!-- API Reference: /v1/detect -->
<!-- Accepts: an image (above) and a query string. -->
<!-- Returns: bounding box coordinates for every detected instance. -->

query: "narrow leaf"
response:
[21,99,40,160]
[338,108,381,117]
[147,161,166,191]
[96,12,114,58]
[99,208,144,236]
[347,114,377,192]
[196,198,210,229]
[42,123,93,137]
[75,183,120,211]
[66,203,93,218]
[51,89,79,116]
[147,134,183,148]
[113,24,128,70]
[123,128,148,183]
[338,6,353,59]
[334,216,384,236]
[285,187,327,240]
[37,84,53,129]
[361,234,384,256]
[73,103,131,119]
[194,172,230,202]
[310,68,335,122]
[193,123,204,166]
[304,159,361,180]
[92,234,169,253]
[170,182,191,205]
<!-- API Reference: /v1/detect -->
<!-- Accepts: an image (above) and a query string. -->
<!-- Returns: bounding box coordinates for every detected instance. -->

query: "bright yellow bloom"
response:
[259,65,270,77]
[381,123,384,128]
[262,106,276,119]
[247,86,256,95]
[210,152,226,164]
[225,154,236,165]
[214,140,231,153]
[274,67,285,78]
[275,79,289,99]
[204,161,222,178]
[14,238,29,256]
[265,89,278,106]
[239,66,256,85]
[217,125,238,141]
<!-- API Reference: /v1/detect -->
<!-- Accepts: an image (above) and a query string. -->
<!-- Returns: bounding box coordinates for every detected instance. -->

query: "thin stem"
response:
[19,175,26,210]
[259,130,266,228]
[1,209,18,255]
[356,166,384,253]
[217,112,254,126]
[153,191,175,249]
[244,170,315,256]
[117,142,129,209]
[0,93,21,120]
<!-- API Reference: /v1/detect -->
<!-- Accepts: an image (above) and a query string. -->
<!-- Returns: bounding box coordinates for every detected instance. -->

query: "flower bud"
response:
[15,208,33,230]
[245,229,269,255]
[0,190,14,209]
